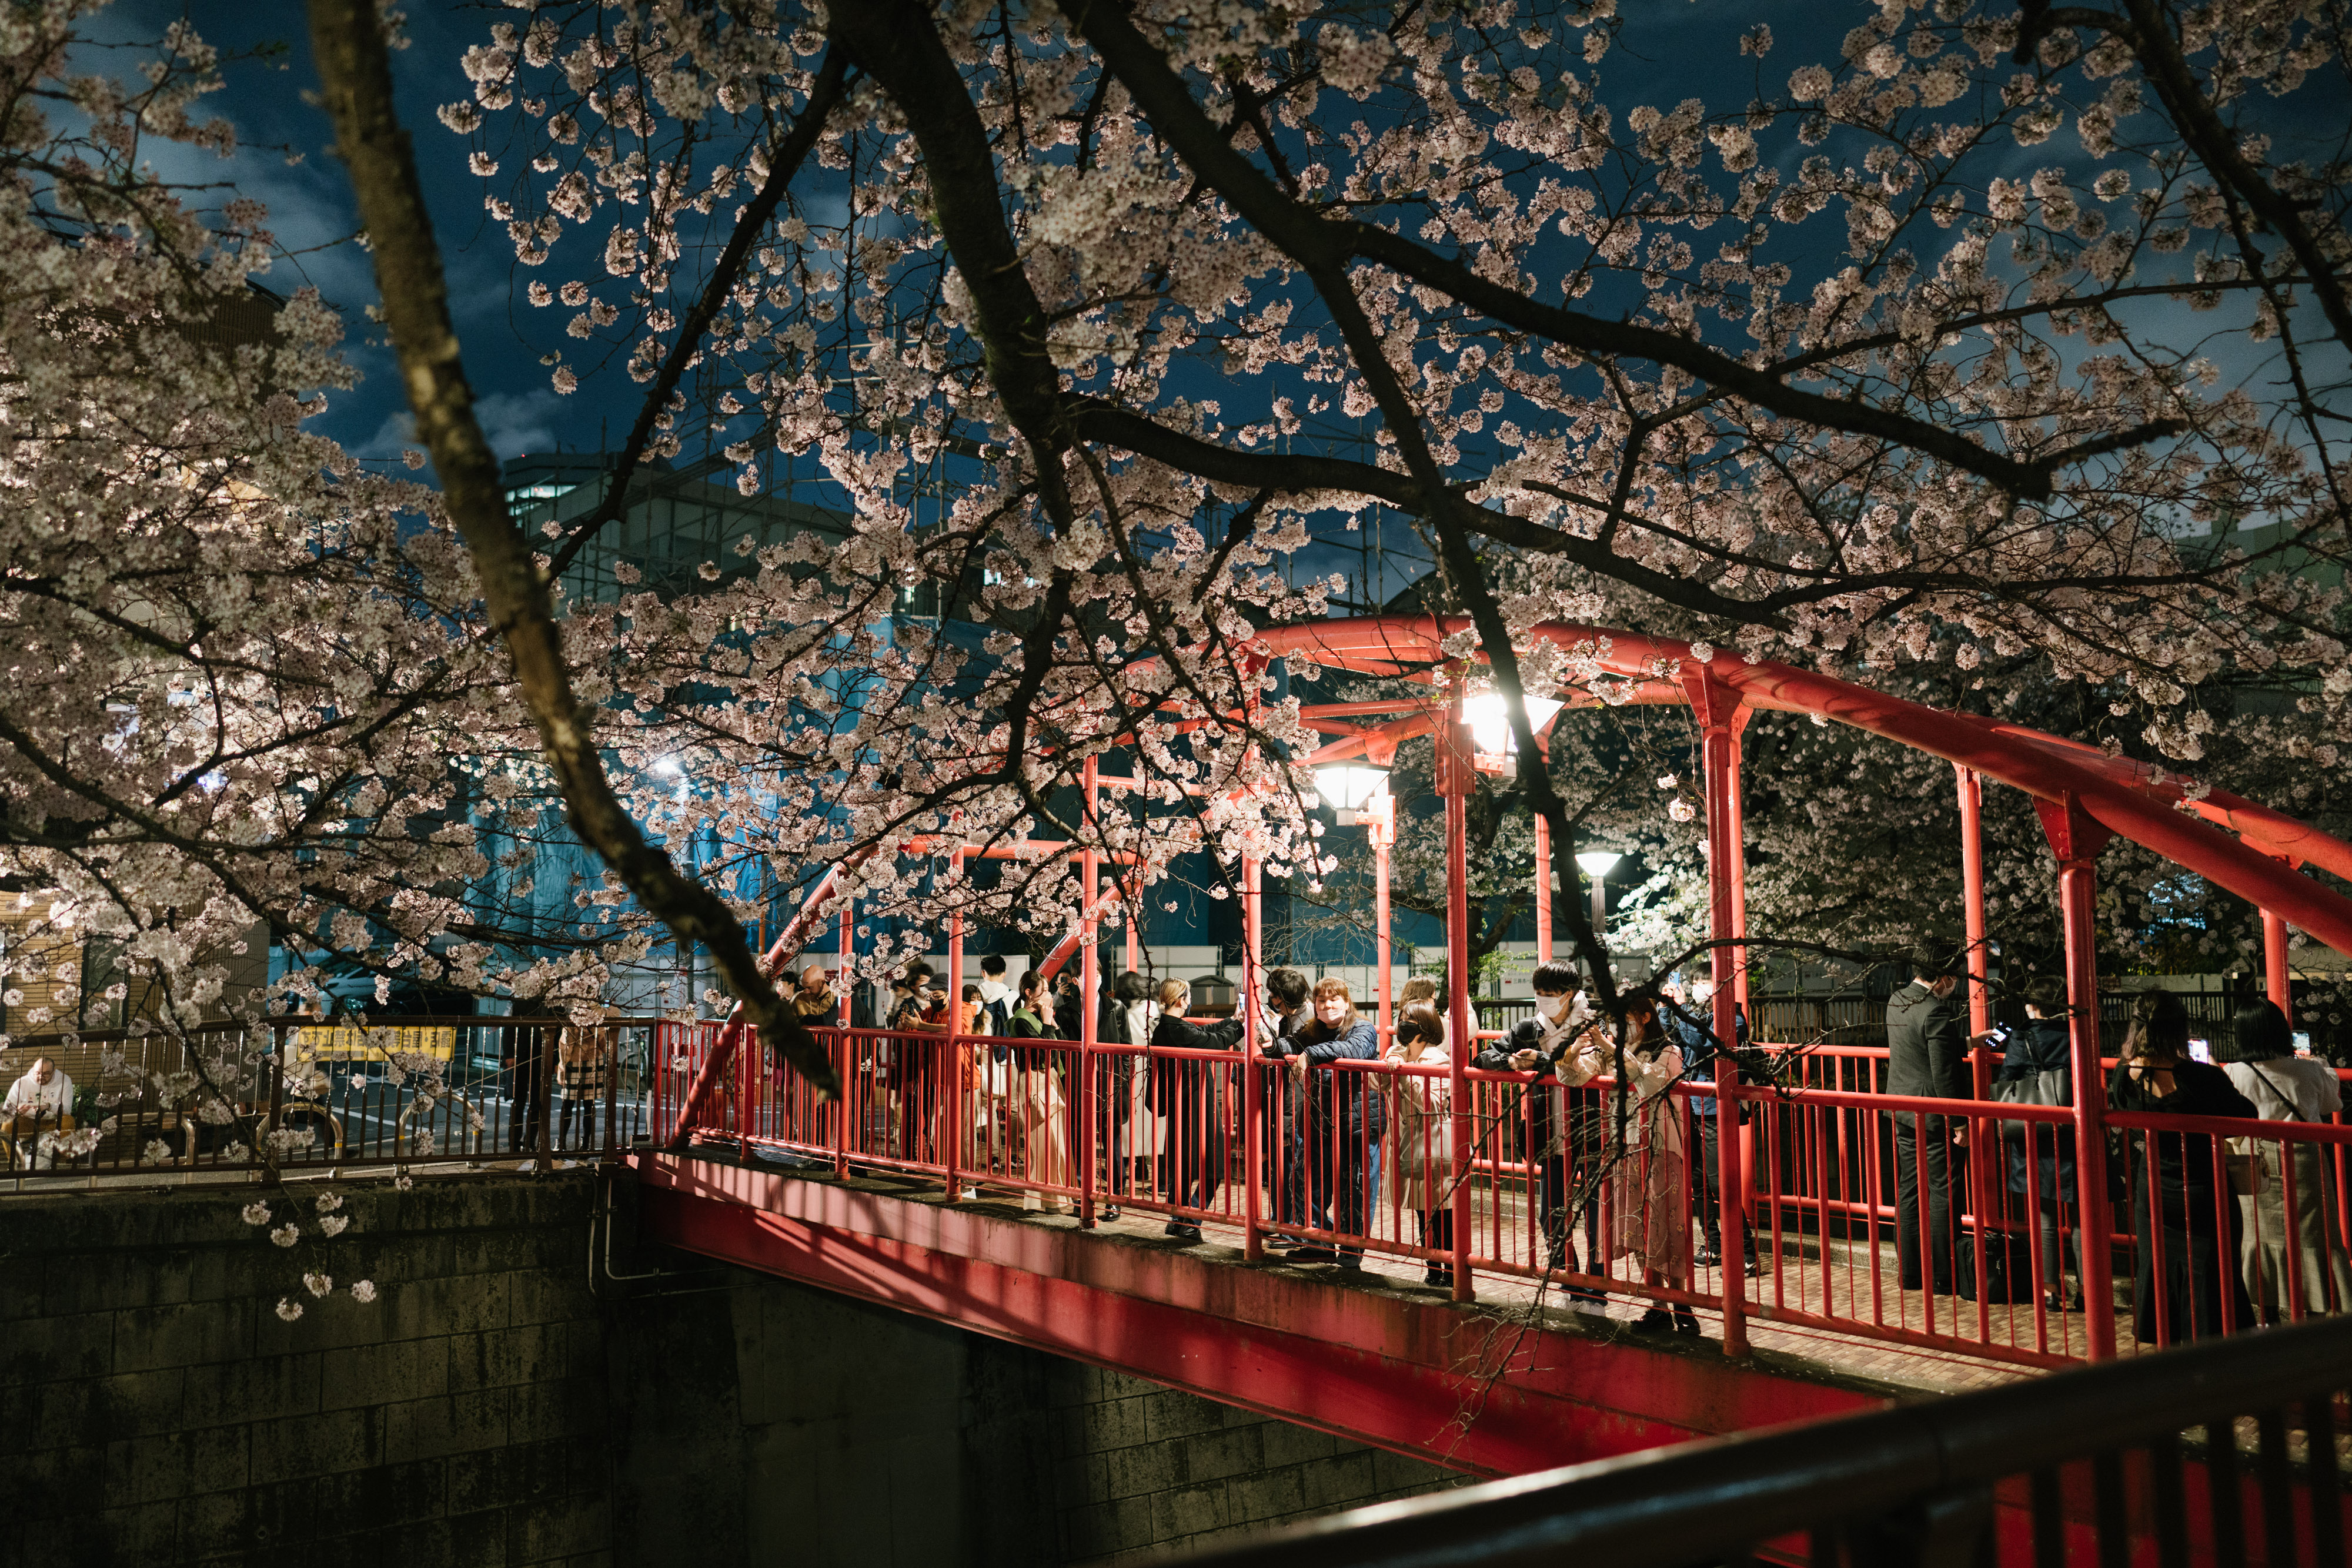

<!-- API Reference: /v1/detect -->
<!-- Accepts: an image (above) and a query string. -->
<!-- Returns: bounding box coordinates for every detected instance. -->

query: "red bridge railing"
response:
[657,1022,2352,1369]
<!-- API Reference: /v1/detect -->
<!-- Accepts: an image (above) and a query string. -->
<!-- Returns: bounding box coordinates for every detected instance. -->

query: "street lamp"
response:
[1575,850,1621,939]
[1313,763,1390,825]
[1461,690,1565,770]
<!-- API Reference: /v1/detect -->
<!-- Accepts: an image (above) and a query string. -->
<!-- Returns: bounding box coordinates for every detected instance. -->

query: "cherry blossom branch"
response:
[546,51,852,579]
[304,0,834,1091]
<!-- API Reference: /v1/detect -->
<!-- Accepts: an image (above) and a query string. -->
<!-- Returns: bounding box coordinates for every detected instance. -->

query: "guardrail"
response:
[661,1023,2352,1368]
[1,1015,666,1187]
[1175,1309,2352,1567]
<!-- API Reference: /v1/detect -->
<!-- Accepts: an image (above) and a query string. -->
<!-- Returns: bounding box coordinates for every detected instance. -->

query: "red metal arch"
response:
[1263,617,2352,961]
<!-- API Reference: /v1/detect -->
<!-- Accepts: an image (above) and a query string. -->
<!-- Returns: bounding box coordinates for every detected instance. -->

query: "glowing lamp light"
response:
[1462,690,1566,761]
[1313,764,1390,814]
[1575,851,1622,877]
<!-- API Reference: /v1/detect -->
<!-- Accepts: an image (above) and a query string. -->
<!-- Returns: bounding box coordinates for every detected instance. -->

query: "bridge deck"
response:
[628,1142,2134,1476]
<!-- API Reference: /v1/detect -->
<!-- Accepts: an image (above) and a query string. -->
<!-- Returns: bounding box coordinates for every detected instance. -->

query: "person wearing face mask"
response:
[1475,962,1609,1310]
[1269,979,1384,1267]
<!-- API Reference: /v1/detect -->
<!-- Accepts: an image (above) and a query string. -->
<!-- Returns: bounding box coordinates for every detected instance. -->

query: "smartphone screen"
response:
[1982,1025,2010,1048]
[2294,1032,2315,1057]
[2188,1038,2212,1064]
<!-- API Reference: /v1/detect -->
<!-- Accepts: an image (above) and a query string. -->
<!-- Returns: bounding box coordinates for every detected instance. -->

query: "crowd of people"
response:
[741,944,2351,1349]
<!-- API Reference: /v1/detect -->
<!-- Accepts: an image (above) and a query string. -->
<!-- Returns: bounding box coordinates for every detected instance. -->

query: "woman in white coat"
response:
[2219,999,2352,1320]
[1602,989,1700,1337]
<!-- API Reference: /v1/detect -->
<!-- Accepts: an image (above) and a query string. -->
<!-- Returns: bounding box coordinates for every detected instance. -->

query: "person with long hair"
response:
[1605,990,1701,1337]
[1382,1004,1456,1287]
[1271,978,1384,1267]
[2217,998,2352,1320]
[1093,969,1154,1221]
[2107,989,2257,1345]
[1148,978,1245,1242]
[1008,966,1075,1217]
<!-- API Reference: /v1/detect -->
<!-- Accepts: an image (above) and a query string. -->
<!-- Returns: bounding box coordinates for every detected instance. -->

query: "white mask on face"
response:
[1536,993,1569,1022]
[1317,999,1348,1025]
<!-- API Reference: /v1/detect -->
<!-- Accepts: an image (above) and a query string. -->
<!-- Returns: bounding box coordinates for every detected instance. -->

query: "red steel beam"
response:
[630,1155,1883,1477]
[1254,618,2352,959]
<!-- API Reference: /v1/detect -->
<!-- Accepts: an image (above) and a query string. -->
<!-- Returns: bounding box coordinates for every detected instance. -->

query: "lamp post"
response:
[1574,850,1621,945]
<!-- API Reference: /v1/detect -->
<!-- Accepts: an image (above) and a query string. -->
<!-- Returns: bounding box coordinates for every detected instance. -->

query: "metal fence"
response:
[0,1015,662,1186]
[1175,1309,2352,1567]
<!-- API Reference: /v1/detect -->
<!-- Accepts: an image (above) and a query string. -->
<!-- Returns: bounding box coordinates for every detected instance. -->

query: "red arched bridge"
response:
[637,618,2352,1488]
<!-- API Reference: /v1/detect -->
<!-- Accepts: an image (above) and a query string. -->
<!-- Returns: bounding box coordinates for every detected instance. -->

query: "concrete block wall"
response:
[0,1175,612,1568]
[2,1173,1466,1567]
[1047,1365,1464,1563]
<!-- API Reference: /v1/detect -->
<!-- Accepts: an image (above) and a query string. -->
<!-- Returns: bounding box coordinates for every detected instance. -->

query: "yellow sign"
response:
[288,1025,456,1063]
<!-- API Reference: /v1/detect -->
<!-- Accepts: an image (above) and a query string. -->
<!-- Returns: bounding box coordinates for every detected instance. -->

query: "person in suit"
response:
[1886,943,1972,1293]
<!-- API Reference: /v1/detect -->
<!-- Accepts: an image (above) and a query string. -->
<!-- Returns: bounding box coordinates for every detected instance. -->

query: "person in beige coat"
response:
[1601,990,1699,1338]
[2220,999,2352,1321]
[1381,1005,1455,1286]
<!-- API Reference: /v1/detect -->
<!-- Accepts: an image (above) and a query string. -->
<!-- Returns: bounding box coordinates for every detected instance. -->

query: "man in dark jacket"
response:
[1254,967,1313,1227]
[1886,943,1972,1292]
[1669,976,1758,1275]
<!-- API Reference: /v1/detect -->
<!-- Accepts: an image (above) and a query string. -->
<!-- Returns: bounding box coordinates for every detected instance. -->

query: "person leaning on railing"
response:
[1008,967,1075,1217]
[1147,978,1244,1243]
[2216,998,2352,1322]
[2,1055,75,1171]
[1382,1004,1456,1288]
[1984,977,2085,1315]
[1263,978,1383,1269]
[2107,989,2258,1345]
[1603,989,1703,1339]
[1472,961,1609,1313]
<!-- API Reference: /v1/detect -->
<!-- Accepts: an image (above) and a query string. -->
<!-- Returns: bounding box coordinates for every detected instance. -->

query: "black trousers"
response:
[1305,1114,1377,1260]
[1158,1067,1221,1212]
[1894,1112,1963,1291]
[507,1034,547,1156]
[1698,1112,1755,1261]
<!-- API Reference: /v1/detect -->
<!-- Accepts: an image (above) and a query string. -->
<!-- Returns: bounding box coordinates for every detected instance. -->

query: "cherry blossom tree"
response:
[293,0,2348,1040]
[0,6,657,1161]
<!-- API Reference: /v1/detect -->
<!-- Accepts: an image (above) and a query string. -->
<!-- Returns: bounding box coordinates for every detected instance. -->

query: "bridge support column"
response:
[1534,811,1551,966]
[1440,690,1475,1304]
[2039,794,2117,1362]
[1244,851,1265,1263]
[1685,667,1750,1359]
[1080,757,1100,1229]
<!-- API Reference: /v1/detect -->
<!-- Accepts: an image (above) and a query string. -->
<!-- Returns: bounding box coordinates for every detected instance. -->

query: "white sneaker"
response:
[958,1185,979,1200]
[515,1159,537,1174]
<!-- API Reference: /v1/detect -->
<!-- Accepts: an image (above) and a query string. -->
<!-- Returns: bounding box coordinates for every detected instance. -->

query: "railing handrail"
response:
[1176,1313,2352,1567]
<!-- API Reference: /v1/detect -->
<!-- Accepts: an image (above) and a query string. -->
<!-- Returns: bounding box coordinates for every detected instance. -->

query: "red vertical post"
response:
[1242,851,1266,1262]
[1957,765,1993,1045]
[2264,908,2295,1028]
[2040,794,2117,1361]
[1440,691,1476,1303]
[1725,716,1751,1015]
[738,1007,755,1151]
[1698,710,1750,1357]
[1080,758,1101,1228]
[946,877,964,1200]
[835,904,853,1177]
[1682,660,1751,1356]
[838,907,853,1029]
[1533,811,1552,967]
[1374,806,1394,1043]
